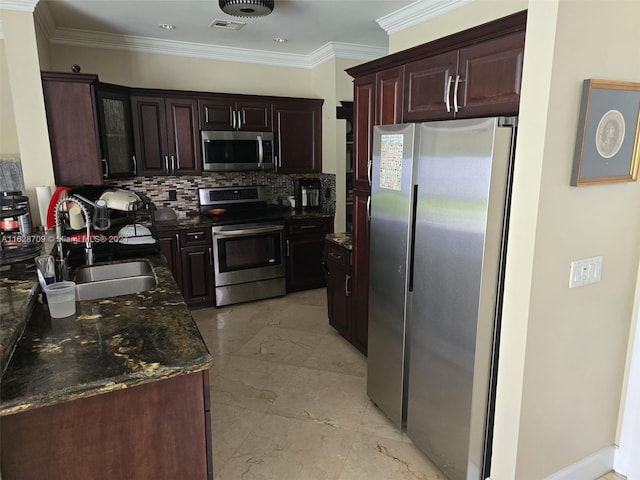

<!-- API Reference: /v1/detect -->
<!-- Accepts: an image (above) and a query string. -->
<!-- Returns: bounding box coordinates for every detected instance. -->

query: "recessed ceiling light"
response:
[274,37,288,43]
[159,24,176,30]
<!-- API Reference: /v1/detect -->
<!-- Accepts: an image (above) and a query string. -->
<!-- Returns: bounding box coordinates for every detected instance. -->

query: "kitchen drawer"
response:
[285,217,332,235]
[179,228,211,246]
[324,241,351,269]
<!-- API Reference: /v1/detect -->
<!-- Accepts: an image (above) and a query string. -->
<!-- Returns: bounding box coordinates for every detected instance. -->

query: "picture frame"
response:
[571,79,640,186]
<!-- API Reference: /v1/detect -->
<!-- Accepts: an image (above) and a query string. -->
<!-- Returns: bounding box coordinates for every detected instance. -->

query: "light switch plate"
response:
[569,255,603,288]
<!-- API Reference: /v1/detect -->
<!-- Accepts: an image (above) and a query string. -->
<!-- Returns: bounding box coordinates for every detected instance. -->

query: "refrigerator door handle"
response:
[445,75,453,113]
[408,184,418,292]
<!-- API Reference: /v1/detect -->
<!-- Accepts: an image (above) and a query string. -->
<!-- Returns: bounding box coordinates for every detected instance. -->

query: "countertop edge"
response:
[0,358,212,417]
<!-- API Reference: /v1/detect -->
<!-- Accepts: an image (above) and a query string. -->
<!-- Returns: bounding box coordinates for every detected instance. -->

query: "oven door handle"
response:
[214,225,284,237]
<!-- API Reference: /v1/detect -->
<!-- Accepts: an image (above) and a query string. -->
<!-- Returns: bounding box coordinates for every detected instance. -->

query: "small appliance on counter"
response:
[0,190,40,265]
[295,178,321,211]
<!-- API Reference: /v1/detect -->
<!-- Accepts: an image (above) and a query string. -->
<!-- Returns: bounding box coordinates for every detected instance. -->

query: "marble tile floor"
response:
[192,289,624,480]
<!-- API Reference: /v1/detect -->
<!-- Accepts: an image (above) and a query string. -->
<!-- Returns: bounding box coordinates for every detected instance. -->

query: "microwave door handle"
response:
[257,135,264,168]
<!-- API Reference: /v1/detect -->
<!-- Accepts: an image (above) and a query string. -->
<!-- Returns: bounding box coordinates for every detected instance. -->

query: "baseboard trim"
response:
[545,446,615,480]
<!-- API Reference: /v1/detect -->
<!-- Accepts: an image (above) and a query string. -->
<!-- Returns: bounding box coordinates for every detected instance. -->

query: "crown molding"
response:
[0,0,38,12]
[43,25,386,69]
[377,0,475,35]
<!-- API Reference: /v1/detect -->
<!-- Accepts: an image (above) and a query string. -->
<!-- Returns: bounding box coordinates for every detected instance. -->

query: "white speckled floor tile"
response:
[215,413,355,480]
[195,288,624,480]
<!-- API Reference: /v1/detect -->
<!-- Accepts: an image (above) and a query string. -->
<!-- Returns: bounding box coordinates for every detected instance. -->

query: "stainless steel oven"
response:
[212,223,285,306]
[200,186,286,307]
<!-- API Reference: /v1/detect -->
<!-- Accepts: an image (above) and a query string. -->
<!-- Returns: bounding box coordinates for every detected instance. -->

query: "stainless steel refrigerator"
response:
[367,118,515,480]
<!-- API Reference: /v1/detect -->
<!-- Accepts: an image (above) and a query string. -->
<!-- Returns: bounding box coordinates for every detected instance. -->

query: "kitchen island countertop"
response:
[0,254,212,417]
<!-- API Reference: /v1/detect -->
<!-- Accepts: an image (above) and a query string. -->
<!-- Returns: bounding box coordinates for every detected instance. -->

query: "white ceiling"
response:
[28,0,472,67]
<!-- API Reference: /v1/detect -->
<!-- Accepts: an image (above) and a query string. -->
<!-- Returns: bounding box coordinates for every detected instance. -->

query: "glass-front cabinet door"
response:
[96,84,136,178]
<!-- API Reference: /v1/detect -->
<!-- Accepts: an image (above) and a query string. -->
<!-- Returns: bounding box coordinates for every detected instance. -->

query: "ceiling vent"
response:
[209,19,246,31]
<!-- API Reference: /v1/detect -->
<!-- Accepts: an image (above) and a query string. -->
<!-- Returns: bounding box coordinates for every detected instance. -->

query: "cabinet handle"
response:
[208,247,213,266]
[367,195,371,221]
[367,158,372,186]
[345,273,351,297]
[231,109,236,129]
[175,233,180,248]
[300,225,317,230]
[286,239,290,257]
[165,156,170,173]
[445,75,453,113]
[329,251,342,261]
[132,155,137,176]
[453,74,461,113]
[102,158,109,178]
[172,155,177,172]
[241,110,246,127]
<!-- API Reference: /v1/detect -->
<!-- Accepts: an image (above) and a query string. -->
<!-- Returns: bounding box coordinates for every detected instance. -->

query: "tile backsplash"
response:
[108,172,335,218]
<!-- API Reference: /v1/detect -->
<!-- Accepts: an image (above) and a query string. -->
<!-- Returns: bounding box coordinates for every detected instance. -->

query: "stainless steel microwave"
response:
[201,130,274,172]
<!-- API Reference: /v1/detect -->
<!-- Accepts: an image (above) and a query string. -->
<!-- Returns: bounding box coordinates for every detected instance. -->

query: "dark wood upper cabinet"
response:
[403,31,525,121]
[353,74,376,190]
[95,84,136,178]
[457,31,525,118]
[376,66,404,126]
[131,94,201,176]
[41,72,104,186]
[272,99,323,174]
[404,51,458,122]
[199,95,271,131]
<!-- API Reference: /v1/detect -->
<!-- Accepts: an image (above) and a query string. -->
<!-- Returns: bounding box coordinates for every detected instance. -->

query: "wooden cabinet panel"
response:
[199,96,271,131]
[165,98,201,175]
[457,31,525,118]
[285,216,333,292]
[41,72,104,185]
[273,100,323,174]
[351,189,370,354]
[158,230,182,290]
[160,228,214,309]
[376,66,404,126]
[237,101,271,131]
[132,95,200,176]
[181,246,214,307]
[324,241,352,341]
[353,74,375,190]
[1,372,212,480]
[131,96,168,176]
[95,84,136,178]
[404,51,459,122]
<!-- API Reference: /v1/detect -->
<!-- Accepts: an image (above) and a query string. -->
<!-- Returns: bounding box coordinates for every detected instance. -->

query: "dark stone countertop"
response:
[325,233,352,251]
[0,254,212,417]
[155,208,335,232]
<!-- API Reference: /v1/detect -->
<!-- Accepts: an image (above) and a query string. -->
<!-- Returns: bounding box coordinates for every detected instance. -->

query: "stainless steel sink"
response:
[74,260,156,301]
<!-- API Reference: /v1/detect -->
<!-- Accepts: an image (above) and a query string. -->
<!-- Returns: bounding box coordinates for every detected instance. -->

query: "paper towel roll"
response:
[36,186,52,230]
[68,206,86,230]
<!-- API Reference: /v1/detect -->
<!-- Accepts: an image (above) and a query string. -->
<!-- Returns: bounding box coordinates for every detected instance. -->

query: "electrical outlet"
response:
[168,190,177,201]
[569,256,603,288]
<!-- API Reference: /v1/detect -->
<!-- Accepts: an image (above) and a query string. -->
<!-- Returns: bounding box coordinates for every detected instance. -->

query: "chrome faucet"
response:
[55,196,94,278]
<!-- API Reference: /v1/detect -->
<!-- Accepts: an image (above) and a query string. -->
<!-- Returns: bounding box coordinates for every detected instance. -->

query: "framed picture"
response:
[571,79,640,186]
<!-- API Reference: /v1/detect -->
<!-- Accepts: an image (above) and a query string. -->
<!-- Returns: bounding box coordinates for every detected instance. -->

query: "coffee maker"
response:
[0,190,39,264]
[295,178,321,211]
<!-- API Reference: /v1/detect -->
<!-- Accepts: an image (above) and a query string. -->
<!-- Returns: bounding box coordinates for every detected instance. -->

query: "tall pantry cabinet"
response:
[346,11,526,354]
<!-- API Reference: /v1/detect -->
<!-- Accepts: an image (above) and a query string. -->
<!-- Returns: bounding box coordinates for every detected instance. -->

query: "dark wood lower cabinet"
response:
[158,228,214,309]
[324,240,353,346]
[285,216,334,293]
[1,371,212,480]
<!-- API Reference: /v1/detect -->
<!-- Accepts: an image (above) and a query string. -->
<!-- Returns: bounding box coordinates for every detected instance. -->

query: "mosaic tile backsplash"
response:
[108,172,336,219]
